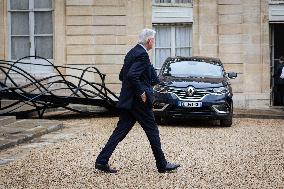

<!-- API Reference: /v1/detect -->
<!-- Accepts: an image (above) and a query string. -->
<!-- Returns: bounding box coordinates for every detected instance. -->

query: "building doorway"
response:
[270,23,284,106]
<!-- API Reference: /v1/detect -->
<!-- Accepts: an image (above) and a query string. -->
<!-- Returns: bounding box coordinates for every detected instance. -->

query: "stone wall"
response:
[0,0,272,108]
[0,0,151,95]
[54,0,66,70]
[0,0,6,82]
[0,0,6,60]
[65,0,152,93]
[193,0,270,108]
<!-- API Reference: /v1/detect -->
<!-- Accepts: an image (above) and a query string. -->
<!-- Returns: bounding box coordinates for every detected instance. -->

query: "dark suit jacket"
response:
[274,62,284,85]
[117,44,160,110]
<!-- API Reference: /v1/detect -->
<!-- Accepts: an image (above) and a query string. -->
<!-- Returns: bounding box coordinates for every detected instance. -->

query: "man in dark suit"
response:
[274,56,284,106]
[95,28,180,173]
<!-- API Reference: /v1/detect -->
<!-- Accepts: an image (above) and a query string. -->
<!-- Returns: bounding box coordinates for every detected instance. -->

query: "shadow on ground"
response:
[158,118,224,128]
[43,110,223,128]
[36,110,118,121]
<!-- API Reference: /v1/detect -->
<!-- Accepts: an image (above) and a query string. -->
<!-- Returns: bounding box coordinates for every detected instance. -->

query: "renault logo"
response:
[187,87,195,96]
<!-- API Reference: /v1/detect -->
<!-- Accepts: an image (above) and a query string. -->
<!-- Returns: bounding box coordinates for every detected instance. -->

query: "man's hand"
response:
[141,92,147,103]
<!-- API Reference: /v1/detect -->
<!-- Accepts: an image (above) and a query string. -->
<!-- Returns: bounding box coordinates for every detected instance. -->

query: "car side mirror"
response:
[227,72,237,79]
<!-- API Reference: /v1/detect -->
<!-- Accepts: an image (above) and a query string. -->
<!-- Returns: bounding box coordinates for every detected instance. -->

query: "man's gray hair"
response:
[138,28,156,45]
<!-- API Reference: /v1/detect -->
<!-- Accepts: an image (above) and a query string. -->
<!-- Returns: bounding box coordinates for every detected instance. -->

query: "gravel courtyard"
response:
[0,117,284,188]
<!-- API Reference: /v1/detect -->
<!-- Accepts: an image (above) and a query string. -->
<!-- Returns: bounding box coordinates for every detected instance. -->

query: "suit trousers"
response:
[96,103,167,169]
[276,84,284,105]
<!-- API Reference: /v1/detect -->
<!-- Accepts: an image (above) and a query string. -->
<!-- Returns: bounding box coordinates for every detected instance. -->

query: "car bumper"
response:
[153,93,232,119]
[154,106,230,119]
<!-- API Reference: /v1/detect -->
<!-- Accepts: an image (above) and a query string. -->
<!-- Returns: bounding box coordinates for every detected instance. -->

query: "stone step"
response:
[0,119,63,150]
[0,116,16,126]
[0,100,40,116]
[234,108,284,119]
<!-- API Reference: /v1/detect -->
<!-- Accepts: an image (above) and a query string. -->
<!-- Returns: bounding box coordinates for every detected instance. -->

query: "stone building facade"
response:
[0,0,283,109]
[193,0,271,108]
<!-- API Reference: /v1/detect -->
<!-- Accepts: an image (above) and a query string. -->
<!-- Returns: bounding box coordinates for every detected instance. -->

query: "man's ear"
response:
[146,39,150,45]
[145,40,150,48]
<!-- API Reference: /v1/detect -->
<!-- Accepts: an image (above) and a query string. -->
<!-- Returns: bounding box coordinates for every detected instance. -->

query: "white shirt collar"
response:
[138,44,147,53]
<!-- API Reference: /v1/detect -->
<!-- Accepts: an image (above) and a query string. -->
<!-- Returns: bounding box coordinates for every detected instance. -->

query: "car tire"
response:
[155,116,168,125]
[155,116,162,125]
[220,117,232,127]
[220,102,233,127]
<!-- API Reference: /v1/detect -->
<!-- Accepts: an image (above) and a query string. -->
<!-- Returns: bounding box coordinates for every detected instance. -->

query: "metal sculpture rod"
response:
[0,56,119,118]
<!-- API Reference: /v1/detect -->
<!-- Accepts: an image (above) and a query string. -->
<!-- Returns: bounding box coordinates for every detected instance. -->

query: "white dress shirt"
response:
[280,67,284,79]
[139,44,148,54]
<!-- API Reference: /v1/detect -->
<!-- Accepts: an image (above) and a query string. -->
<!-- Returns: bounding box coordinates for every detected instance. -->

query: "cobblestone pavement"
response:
[0,117,283,188]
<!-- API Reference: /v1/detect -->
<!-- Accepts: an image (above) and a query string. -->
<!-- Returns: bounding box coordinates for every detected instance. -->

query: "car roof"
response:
[166,56,223,66]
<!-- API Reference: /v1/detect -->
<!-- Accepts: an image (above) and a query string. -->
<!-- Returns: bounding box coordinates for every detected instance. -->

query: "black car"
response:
[153,56,237,127]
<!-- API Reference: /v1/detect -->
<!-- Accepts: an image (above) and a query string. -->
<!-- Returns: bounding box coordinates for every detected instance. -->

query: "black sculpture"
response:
[0,56,119,118]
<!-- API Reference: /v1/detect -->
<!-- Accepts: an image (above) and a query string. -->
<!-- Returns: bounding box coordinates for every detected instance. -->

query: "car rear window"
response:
[162,60,223,77]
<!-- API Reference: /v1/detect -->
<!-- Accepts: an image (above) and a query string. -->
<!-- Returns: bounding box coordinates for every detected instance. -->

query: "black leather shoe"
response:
[95,163,118,173]
[158,162,180,173]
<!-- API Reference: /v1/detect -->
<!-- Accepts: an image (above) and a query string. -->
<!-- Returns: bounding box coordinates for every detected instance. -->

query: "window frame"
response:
[7,0,54,62]
[152,0,192,5]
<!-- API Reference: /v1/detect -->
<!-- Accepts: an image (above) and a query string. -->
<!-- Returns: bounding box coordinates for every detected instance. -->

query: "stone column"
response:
[218,0,244,101]
[193,0,219,57]
[54,0,66,73]
[242,0,270,108]
[260,0,270,95]
[0,0,6,59]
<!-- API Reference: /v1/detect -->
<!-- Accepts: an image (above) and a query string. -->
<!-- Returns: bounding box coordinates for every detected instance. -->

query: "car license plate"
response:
[178,101,202,108]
